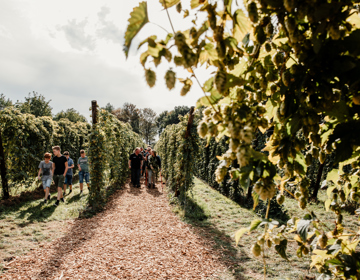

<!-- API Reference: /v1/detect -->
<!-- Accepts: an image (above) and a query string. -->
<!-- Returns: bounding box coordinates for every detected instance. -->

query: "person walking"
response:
[78,150,90,195]
[52,146,68,206]
[128,147,143,188]
[63,151,74,195]
[147,150,161,189]
[37,152,53,203]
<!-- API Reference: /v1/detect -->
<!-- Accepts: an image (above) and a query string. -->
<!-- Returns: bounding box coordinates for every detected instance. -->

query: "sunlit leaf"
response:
[235,228,249,245]
[233,9,251,44]
[124,2,149,58]
[159,0,180,8]
[297,219,311,242]
[249,219,262,231]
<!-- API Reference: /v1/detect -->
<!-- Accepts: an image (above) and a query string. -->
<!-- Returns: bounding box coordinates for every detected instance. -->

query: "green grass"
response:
[0,182,89,274]
[172,178,358,280]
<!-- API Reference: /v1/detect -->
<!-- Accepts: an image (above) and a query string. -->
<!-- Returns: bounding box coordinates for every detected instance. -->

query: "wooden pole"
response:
[0,129,9,199]
[185,106,195,139]
[92,100,97,125]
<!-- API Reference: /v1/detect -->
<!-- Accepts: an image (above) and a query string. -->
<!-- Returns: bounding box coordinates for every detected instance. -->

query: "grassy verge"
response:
[172,177,358,280]
[0,182,89,274]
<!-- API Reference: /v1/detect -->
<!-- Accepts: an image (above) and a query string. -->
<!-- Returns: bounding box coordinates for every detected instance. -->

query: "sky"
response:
[0,0,211,119]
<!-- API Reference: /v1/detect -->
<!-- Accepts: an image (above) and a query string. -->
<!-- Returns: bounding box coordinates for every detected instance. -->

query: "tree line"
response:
[0,92,191,146]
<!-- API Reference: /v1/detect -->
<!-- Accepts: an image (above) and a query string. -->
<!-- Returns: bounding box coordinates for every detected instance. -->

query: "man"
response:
[78,150,90,195]
[52,146,68,206]
[128,147,143,188]
[63,151,74,195]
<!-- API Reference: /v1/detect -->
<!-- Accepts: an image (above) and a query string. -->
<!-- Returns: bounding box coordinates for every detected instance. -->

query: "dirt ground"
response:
[1,181,228,279]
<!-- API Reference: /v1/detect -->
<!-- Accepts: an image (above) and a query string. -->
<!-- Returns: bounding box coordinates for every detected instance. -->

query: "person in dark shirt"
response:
[128,147,143,188]
[52,146,68,206]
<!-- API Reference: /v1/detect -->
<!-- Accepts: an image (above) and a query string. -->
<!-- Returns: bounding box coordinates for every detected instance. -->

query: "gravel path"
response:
[1,181,226,279]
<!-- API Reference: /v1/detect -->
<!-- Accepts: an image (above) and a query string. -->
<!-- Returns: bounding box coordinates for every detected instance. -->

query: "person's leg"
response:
[148,169,152,186]
[63,176,68,195]
[79,171,84,193]
[136,169,140,187]
[55,175,65,205]
[45,187,50,201]
[42,180,47,200]
[85,173,90,190]
[131,169,136,186]
[69,175,73,192]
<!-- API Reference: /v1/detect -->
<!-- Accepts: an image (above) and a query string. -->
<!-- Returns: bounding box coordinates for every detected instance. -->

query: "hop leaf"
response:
[165,69,176,90]
[145,69,156,88]
[124,2,149,58]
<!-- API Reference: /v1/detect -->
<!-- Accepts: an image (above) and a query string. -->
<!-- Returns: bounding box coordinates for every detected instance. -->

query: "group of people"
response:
[129,146,161,189]
[37,146,90,206]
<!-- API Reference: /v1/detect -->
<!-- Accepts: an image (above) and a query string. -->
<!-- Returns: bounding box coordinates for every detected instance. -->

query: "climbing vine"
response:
[125,0,360,278]
[88,108,143,210]
[0,107,90,196]
[155,114,198,201]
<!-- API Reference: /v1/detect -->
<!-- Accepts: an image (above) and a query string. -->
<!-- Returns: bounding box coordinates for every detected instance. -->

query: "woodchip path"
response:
[1,181,227,279]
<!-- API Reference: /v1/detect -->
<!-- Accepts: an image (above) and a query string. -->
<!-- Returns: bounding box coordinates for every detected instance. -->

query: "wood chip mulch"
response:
[1,181,227,279]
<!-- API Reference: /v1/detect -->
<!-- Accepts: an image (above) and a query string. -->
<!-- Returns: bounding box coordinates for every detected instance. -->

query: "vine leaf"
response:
[249,219,262,231]
[124,2,149,58]
[191,0,207,9]
[159,0,180,8]
[235,228,249,245]
[252,191,259,210]
[296,219,311,242]
[275,239,289,261]
[232,9,251,44]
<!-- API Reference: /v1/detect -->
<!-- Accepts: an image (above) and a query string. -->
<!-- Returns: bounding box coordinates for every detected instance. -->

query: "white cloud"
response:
[0,0,205,120]
[60,19,96,51]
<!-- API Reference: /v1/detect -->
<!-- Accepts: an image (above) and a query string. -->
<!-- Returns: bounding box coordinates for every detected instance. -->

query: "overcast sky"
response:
[0,0,212,119]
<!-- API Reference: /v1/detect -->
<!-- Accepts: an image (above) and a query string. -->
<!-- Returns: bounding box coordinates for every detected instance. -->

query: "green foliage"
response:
[156,106,190,135]
[155,114,198,201]
[140,108,157,145]
[123,1,149,58]
[15,91,52,117]
[0,94,12,109]
[0,107,90,194]
[88,109,143,210]
[126,0,360,278]
[53,108,87,123]
[112,103,141,134]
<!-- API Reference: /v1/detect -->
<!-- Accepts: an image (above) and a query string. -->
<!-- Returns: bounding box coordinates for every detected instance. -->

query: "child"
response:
[63,151,74,195]
[77,150,90,195]
[37,152,53,203]
[52,146,68,206]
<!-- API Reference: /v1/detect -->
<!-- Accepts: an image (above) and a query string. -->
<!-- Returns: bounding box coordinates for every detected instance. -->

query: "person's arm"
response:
[52,162,56,174]
[38,168,42,180]
[63,161,68,177]
[128,159,131,169]
[77,158,81,171]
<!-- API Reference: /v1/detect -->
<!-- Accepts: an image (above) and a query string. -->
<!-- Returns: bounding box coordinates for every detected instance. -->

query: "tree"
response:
[140,108,157,145]
[156,106,190,135]
[54,108,87,123]
[16,91,52,117]
[0,94,12,110]
[102,103,115,113]
[125,1,360,278]
[112,103,140,133]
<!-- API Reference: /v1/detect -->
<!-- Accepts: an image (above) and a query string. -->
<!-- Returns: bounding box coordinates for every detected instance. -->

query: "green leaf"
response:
[275,239,289,261]
[249,219,262,231]
[140,51,149,66]
[327,186,336,198]
[326,169,339,183]
[124,2,149,58]
[159,0,180,8]
[138,35,157,50]
[324,199,331,212]
[296,219,311,242]
[191,0,207,9]
[233,9,251,44]
[235,228,249,245]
